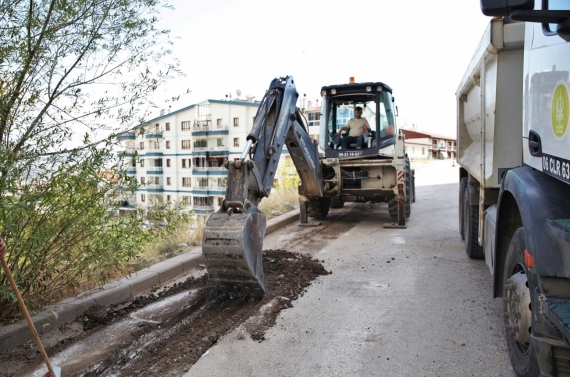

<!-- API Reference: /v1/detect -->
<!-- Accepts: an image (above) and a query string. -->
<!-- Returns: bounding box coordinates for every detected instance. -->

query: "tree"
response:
[0,0,188,318]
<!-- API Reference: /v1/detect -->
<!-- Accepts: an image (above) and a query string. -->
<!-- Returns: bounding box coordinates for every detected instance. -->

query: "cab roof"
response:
[321,81,393,93]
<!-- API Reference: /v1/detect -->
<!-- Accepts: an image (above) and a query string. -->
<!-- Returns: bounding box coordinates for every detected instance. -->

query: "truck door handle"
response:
[528,130,542,157]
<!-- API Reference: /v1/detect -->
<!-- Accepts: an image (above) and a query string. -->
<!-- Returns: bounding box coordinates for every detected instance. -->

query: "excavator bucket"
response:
[202,210,267,296]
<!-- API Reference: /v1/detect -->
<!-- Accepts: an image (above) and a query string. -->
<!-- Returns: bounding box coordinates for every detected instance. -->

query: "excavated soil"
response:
[0,249,330,376]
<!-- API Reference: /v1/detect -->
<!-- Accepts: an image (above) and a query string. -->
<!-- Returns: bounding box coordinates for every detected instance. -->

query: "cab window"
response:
[544,0,570,35]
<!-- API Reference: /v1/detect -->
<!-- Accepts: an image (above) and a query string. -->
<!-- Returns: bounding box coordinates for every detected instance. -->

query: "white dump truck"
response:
[457,2,570,376]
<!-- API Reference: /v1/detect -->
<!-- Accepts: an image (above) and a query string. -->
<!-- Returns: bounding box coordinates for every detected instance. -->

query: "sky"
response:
[150,0,491,137]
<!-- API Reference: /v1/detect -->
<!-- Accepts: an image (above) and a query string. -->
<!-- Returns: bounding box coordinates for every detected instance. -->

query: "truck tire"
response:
[330,196,344,208]
[307,197,330,218]
[463,189,484,259]
[459,177,468,240]
[503,228,540,377]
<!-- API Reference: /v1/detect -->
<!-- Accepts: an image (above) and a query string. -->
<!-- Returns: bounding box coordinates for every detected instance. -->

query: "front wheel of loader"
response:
[330,196,344,208]
[307,197,330,218]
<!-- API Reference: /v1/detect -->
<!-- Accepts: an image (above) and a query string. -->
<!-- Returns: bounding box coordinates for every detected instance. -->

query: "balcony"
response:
[194,166,223,172]
[117,149,136,157]
[192,166,227,176]
[192,124,229,136]
[308,120,320,127]
[145,134,163,139]
[118,132,136,141]
[192,146,229,157]
[146,167,163,174]
[145,149,163,157]
[146,183,163,192]
[193,205,214,215]
[127,168,136,175]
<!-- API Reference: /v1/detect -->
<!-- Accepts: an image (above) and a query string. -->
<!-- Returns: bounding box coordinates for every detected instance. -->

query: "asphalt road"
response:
[184,159,515,377]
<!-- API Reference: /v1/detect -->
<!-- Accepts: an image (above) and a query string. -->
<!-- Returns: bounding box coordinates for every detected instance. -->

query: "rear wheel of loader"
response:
[411,169,416,203]
[459,177,468,240]
[388,160,412,219]
[405,158,412,217]
[330,196,344,208]
[463,187,484,259]
[307,197,330,218]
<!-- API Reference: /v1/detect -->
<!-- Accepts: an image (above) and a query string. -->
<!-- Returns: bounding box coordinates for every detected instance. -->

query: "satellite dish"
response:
[236,89,242,98]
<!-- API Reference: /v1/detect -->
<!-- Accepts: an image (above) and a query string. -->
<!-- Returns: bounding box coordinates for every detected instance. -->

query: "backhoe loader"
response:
[202,76,413,296]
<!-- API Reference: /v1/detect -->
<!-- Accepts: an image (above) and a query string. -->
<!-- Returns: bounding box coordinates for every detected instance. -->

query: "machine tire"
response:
[463,188,484,259]
[388,197,398,219]
[405,158,412,217]
[330,196,345,208]
[459,177,468,240]
[307,197,330,218]
[503,228,540,377]
[411,169,416,203]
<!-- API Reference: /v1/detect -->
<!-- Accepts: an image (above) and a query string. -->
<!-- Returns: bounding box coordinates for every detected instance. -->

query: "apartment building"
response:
[400,127,457,160]
[117,98,262,222]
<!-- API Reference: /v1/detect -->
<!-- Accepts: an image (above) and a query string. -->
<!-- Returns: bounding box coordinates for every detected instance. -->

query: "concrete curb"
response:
[0,209,300,352]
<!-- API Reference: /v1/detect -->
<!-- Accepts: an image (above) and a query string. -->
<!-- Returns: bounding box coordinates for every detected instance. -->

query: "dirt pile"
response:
[0,249,330,377]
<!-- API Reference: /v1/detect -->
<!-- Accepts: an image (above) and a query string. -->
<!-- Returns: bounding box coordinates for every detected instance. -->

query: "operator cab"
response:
[319,81,397,159]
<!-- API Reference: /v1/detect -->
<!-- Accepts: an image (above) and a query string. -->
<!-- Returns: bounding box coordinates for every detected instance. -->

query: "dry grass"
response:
[258,187,299,219]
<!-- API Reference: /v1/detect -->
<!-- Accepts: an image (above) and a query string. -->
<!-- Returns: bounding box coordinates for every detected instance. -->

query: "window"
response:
[422,147,425,155]
[217,118,222,127]
[165,122,170,131]
[141,194,146,202]
[182,196,190,206]
[218,197,223,206]
[166,140,170,149]
[166,159,171,167]
[167,177,171,185]
[233,117,239,127]
[167,195,171,202]
[217,138,223,147]
[194,139,207,148]
[139,142,144,150]
[140,159,145,167]
[155,123,159,132]
[234,138,239,147]
[182,177,191,187]
[181,140,191,150]
[150,141,160,150]
[141,177,146,184]
[181,121,192,131]
[197,177,208,187]
[182,158,191,168]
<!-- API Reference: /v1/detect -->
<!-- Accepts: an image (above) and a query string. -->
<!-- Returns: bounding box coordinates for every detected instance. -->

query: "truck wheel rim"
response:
[505,268,532,351]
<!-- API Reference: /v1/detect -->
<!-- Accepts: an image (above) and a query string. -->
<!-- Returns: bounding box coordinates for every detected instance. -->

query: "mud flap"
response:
[202,208,267,296]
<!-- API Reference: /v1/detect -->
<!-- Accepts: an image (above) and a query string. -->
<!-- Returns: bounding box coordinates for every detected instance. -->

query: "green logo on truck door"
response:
[552,83,569,139]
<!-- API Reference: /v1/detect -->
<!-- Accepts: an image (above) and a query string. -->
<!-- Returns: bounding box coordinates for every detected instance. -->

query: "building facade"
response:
[400,128,456,160]
[118,99,262,222]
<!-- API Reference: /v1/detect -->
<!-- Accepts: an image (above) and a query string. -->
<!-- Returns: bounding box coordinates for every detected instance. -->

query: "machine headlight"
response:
[321,90,327,96]
[377,86,383,91]
[331,89,337,95]
[366,86,372,92]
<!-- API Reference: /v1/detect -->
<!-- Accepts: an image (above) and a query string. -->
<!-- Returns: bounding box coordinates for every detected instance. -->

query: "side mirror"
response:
[480,0,534,16]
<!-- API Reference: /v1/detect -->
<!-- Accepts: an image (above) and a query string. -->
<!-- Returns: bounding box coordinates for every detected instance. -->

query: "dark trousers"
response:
[341,135,365,149]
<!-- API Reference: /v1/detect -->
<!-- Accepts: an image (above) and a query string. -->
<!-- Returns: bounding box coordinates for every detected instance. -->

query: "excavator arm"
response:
[202,76,323,296]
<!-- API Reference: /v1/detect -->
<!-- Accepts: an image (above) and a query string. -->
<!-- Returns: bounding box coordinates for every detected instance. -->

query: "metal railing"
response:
[146,167,163,171]
[193,146,228,152]
[147,184,163,189]
[192,166,226,171]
